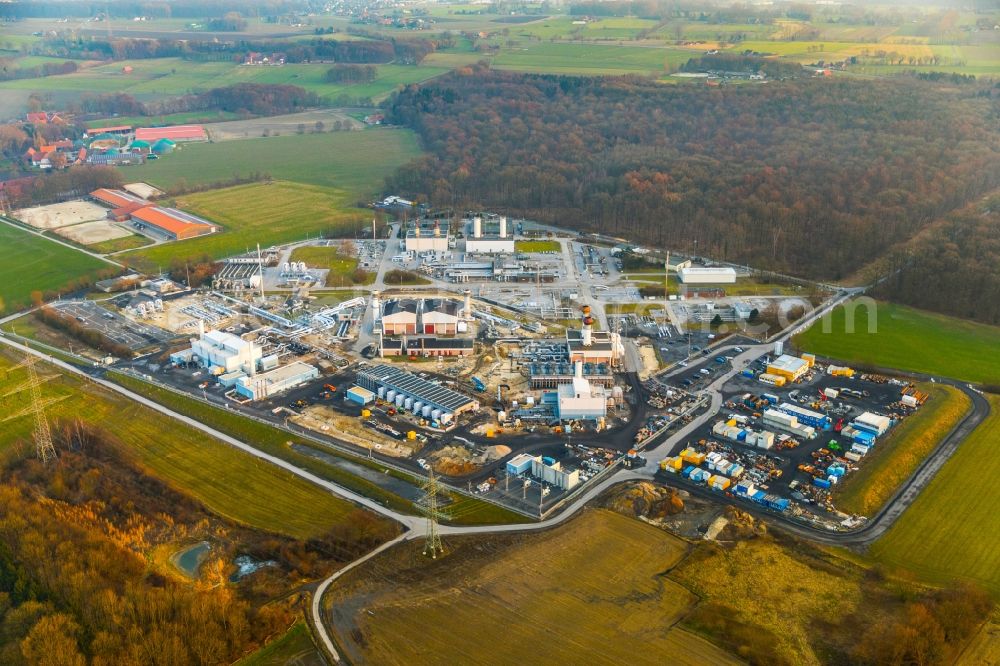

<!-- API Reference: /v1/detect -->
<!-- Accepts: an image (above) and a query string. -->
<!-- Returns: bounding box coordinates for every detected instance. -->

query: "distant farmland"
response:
[795,301,1000,385]
[0,222,112,313]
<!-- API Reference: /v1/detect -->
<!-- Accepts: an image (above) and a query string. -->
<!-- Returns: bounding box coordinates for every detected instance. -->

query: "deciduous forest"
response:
[386,66,1000,283]
[0,421,395,665]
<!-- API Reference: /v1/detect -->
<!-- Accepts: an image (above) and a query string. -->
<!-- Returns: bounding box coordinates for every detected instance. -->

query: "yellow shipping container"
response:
[668,456,683,470]
[361,409,371,418]
[726,419,737,427]
[801,353,816,367]
[407,430,416,440]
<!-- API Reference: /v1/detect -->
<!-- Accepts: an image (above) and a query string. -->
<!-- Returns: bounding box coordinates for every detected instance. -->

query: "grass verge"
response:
[833,383,971,516]
[869,394,1000,596]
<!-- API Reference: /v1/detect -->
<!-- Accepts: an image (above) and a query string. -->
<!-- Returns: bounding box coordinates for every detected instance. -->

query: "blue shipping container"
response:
[813,477,832,489]
[742,369,756,378]
[737,430,748,441]
[751,490,767,504]
[763,393,779,404]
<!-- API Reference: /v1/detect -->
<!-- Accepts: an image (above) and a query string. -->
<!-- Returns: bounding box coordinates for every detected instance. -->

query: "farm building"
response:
[676,266,737,284]
[135,125,207,142]
[355,364,479,424]
[380,299,419,335]
[130,206,219,240]
[88,125,132,136]
[234,361,320,401]
[465,214,515,254]
[766,354,810,382]
[151,138,176,154]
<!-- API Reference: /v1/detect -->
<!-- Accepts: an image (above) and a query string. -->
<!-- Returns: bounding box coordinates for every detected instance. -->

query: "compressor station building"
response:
[355,363,479,424]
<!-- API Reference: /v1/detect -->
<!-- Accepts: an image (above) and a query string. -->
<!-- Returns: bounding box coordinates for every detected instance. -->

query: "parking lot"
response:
[54,300,175,351]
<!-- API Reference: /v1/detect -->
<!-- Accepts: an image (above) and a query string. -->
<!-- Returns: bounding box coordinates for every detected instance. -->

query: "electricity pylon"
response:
[6,354,57,464]
[418,471,447,559]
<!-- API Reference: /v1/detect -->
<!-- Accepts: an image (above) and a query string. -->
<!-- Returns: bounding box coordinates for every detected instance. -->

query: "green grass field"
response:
[796,301,1000,385]
[121,181,368,269]
[0,354,360,539]
[489,42,692,75]
[0,57,451,104]
[122,128,422,192]
[87,110,242,130]
[515,239,560,253]
[0,222,112,313]
[236,621,323,666]
[833,383,970,516]
[289,245,373,287]
[870,395,1000,596]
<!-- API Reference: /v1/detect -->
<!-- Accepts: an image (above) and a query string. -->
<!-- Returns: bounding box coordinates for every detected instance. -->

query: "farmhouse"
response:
[135,125,208,143]
[130,206,219,240]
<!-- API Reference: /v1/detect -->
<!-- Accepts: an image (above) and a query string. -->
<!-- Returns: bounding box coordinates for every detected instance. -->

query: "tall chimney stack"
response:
[473,216,482,239]
[464,289,472,319]
[575,360,583,379]
[499,216,507,239]
[197,319,205,337]
[581,305,593,347]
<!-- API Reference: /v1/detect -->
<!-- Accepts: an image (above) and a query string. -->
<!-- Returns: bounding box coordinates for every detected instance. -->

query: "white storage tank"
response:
[377,386,386,399]
[413,401,423,414]
[386,389,397,403]
[404,397,414,411]
[440,412,453,425]
[431,409,442,421]
[395,394,405,407]
[422,405,433,418]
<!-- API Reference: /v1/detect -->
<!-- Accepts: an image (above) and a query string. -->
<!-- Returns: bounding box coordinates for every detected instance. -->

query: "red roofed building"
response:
[26,112,48,124]
[130,206,219,240]
[135,125,207,143]
[91,188,148,209]
[88,125,132,135]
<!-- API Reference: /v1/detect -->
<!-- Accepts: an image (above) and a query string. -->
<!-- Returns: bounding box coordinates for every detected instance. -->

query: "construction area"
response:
[656,345,930,529]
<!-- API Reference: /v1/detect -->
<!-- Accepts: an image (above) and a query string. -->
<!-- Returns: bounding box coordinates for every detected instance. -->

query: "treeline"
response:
[0,58,78,81]
[0,1,306,20]
[385,66,1000,281]
[207,12,247,32]
[0,421,395,665]
[326,64,377,83]
[76,83,323,120]
[34,34,443,65]
[874,200,1000,325]
[0,166,124,209]
[681,54,806,79]
[34,306,133,358]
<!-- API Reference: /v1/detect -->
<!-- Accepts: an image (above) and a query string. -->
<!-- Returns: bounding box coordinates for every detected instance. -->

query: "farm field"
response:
[489,42,693,75]
[833,383,970,516]
[0,352,362,539]
[0,57,450,104]
[121,128,422,192]
[869,395,1000,596]
[121,181,368,269]
[0,222,112,313]
[236,621,325,666]
[795,301,1000,385]
[87,110,242,130]
[326,508,737,665]
[290,245,373,286]
[202,109,362,140]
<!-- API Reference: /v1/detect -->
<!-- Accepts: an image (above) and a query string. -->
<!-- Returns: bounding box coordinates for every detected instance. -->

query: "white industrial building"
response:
[552,362,608,422]
[171,325,263,375]
[465,214,515,254]
[566,305,623,366]
[234,361,320,401]
[677,266,737,284]
[404,220,450,253]
[530,456,580,490]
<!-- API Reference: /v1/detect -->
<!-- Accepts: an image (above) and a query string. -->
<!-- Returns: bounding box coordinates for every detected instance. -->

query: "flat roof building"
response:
[465,213,514,254]
[552,363,607,422]
[766,354,810,382]
[182,327,262,375]
[677,266,737,284]
[404,220,450,253]
[234,361,320,401]
[356,364,479,423]
[130,206,219,240]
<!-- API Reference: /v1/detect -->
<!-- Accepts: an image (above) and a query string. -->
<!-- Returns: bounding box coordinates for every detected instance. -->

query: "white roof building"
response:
[677,266,737,284]
[190,328,262,374]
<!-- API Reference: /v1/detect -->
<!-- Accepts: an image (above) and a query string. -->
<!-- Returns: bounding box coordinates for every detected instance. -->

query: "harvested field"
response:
[326,508,738,665]
[204,109,362,141]
[14,200,109,229]
[54,219,135,246]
